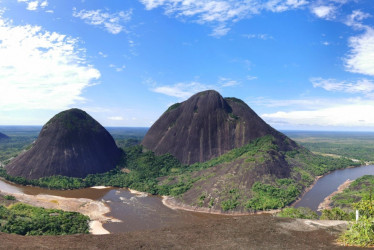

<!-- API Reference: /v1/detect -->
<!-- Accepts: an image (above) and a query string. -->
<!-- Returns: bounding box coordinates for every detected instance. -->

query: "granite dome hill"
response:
[142,90,356,212]
[0,132,9,141]
[142,90,296,164]
[5,109,121,179]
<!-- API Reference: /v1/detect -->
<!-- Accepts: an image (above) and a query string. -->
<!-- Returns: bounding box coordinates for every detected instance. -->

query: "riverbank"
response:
[318,179,353,211]
[291,174,324,207]
[162,196,281,215]
[0,188,120,235]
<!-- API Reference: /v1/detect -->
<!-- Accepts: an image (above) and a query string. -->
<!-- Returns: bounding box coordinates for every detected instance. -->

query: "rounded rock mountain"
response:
[5,108,121,179]
[142,90,295,165]
[0,132,9,140]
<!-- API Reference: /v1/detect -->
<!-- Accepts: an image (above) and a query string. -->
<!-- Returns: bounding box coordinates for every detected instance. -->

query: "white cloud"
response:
[27,1,38,10]
[40,1,48,7]
[247,75,258,81]
[250,97,339,109]
[108,64,126,71]
[243,33,273,40]
[152,82,217,99]
[211,24,230,37]
[116,65,126,72]
[312,78,374,94]
[345,10,371,29]
[311,5,335,19]
[73,8,132,34]
[17,0,48,11]
[98,51,107,57]
[108,116,124,121]
[219,77,239,87]
[345,27,374,77]
[265,0,308,13]
[0,15,100,111]
[138,0,307,37]
[262,104,374,127]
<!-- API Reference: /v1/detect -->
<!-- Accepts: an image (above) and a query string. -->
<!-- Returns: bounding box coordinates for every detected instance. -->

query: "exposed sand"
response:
[318,179,353,211]
[0,189,120,235]
[90,186,109,189]
[89,221,110,235]
[128,188,149,197]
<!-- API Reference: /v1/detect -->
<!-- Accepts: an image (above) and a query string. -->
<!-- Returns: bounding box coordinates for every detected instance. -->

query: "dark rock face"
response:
[0,132,9,140]
[6,109,121,179]
[142,90,295,164]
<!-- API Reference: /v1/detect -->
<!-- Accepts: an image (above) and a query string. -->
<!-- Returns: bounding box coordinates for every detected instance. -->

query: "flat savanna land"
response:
[284,131,374,162]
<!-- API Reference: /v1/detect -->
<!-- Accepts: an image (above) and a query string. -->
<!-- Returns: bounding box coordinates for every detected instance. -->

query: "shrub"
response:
[320,207,352,221]
[4,195,16,201]
[339,199,374,247]
[277,207,319,219]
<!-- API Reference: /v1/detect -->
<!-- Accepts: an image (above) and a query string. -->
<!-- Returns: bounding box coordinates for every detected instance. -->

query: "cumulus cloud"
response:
[152,82,217,99]
[138,0,307,37]
[0,16,100,111]
[311,5,336,19]
[17,0,48,11]
[73,8,132,34]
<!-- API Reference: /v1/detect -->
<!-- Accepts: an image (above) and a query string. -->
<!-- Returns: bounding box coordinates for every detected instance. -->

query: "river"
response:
[1,164,373,233]
[294,164,374,211]
[0,179,222,233]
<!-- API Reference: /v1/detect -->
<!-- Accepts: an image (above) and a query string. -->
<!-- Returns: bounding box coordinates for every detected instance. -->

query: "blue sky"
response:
[0,0,374,131]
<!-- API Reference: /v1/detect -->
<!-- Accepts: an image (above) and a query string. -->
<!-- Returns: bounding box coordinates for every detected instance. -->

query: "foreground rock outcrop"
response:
[5,109,121,179]
[142,90,296,164]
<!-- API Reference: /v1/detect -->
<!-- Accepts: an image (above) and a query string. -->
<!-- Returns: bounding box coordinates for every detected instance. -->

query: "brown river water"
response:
[0,179,222,233]
[1,164,373,233]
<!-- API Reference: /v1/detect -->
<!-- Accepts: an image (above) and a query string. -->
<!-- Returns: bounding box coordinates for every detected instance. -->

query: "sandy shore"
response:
[318,179,353,211]
[0,189,120,235]
[162,196,280,215]
[128,188,149,197]
[90,186,108,189]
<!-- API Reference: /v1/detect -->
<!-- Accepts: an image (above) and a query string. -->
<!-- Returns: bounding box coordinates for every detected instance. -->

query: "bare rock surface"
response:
[5,108,121,179]
[142,90,296,165]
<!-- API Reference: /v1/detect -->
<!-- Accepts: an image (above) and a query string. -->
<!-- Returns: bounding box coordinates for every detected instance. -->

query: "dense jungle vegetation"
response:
[0,202,89,235]
[0,134,359,212]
